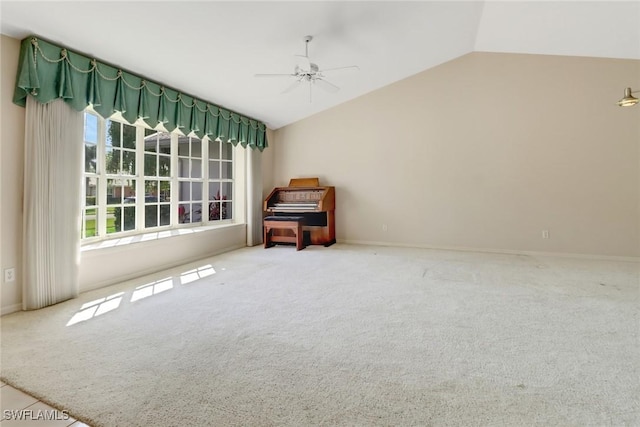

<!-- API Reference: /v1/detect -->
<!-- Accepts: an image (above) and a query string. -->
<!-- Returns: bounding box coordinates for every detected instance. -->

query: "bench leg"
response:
[296,224,304,251]
[264,226,273,248]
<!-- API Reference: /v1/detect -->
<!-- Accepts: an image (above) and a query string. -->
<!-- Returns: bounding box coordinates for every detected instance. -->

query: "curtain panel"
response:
[13,36,268,151]
[23,97,84,310]
[246,147,264,246]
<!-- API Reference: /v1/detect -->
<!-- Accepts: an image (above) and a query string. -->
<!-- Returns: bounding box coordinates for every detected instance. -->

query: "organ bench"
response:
[263,216,306,251]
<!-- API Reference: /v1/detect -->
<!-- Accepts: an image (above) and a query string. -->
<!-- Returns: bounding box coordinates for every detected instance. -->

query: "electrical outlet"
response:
[542,230,550,239]
[4,268,16,283]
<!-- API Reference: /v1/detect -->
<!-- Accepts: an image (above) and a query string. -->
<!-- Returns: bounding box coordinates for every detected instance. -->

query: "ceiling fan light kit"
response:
[255,35,359,102]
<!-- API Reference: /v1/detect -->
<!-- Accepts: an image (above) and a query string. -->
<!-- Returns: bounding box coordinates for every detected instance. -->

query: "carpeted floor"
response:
[1,244,638,426]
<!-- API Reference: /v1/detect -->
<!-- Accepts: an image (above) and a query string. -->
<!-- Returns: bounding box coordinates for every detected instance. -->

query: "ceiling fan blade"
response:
[281,79,302,94]
[254,73,295,78]
[319,65,360,73]
[315,78,340,93]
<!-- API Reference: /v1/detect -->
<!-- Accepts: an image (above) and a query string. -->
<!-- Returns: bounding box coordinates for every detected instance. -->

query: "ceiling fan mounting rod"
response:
[303,35,313,57]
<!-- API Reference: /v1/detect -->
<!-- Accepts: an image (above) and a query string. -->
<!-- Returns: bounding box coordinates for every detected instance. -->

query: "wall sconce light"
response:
[617,87,639,107]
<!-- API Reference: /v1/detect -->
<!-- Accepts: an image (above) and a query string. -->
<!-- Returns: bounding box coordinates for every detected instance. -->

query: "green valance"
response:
[13,36,268,151]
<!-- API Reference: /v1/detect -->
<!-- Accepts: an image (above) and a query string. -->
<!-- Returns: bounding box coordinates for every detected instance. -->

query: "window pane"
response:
[192,159,202,178]
[178,158,189,178]
[159,181,170,201]
[179,182,190,202]
[107,179,120,205]
[85,177,97,206]
[84,114,98,144]
[159,156,170,177]
[221,141,233,160]
[109,208,122,234]
[159,138,171,154]
[107,149,121,174]
[223,202,232,220]
[209,201,221,221]
[107,120,121,148]
[209,139,220,160]
[145,180,158,198]
[160,205,171,226]
[84,210,97,238]
[209,161,220,179]
[144,134,157,153]
[123,207,136,231]
[178,136,190,156]
[179,203,190,223]
[145,205,158,228]
[145,153,157,176]
[221,161,232,179]
[126,179,137,199]
[123,126,136,149]
[192,139,201,158]
[221,182,232,200]
[208,182,221,200]
[192,182,203,201]
[123,151,136,175]
[84,143,97,173]
[192,203,202,223]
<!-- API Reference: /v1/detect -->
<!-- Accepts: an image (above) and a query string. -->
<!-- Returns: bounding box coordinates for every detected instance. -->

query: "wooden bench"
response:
[263,216,305,251]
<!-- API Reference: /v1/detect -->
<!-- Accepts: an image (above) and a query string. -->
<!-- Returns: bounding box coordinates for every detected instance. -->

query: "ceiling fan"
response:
[254,35,359,102]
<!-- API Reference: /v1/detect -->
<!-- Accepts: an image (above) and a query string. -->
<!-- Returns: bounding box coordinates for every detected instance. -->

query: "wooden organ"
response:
[264,178,336,247]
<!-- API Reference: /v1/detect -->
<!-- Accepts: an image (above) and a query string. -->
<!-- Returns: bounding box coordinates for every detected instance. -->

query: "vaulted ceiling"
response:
[1,1,639,129]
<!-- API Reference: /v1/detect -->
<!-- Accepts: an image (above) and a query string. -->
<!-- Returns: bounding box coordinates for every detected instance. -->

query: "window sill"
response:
[81,222,241,252]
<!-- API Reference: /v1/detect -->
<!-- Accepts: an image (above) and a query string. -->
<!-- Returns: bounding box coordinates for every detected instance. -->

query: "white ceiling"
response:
[1,1,639,129]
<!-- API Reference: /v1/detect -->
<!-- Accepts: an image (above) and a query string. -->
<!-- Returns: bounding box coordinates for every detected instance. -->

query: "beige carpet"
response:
[1,244,638,426]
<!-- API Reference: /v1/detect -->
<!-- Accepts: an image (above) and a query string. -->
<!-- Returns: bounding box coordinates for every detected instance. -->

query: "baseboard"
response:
[1,303,22,316]
[337,239,640,263]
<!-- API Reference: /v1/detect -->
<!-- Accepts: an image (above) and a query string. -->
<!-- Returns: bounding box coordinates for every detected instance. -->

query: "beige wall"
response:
[1,35,25,314]
[273,52,640,258]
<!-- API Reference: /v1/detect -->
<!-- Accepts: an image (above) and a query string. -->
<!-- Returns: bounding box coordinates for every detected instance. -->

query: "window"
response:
[82,112,235,240]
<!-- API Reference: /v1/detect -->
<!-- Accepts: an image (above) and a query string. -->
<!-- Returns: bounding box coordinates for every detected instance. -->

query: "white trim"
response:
[1,303,22,316]
[338,239,640,263]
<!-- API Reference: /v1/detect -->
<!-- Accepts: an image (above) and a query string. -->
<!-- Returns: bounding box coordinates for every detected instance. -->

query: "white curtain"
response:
[246,146,263,246]
[23,97,83,310]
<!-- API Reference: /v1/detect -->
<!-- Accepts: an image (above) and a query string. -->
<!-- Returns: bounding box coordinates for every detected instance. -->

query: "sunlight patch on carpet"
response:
[67,292,124,326]
[180,264,215,285]
[66,263,217,325]
[131,277,174,302]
